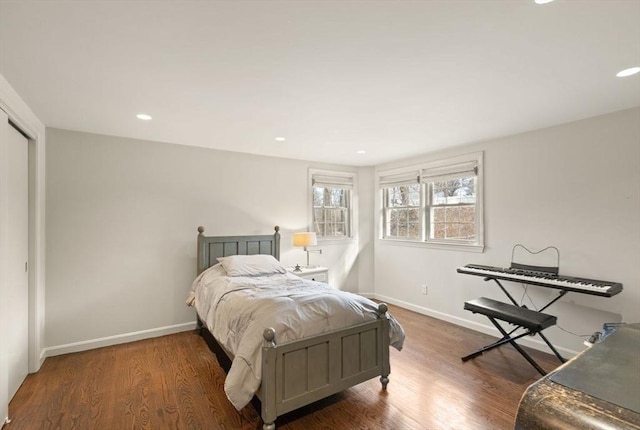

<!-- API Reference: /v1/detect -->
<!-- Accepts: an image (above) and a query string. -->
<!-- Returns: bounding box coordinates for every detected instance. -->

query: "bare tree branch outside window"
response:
[313,186,350,237]
[383,184,420,239]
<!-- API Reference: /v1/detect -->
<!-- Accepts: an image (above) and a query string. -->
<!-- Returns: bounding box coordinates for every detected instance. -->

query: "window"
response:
[311,170,355,239]
[378,152,483,251]
[379,171,421,240]
[425,168,477,242]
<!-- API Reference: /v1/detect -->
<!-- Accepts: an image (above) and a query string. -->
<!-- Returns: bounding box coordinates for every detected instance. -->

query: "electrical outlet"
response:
[421,284,428,295]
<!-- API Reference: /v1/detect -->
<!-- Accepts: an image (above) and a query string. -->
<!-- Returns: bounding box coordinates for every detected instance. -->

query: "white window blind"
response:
[379,171,420,187]
[421,160,478,183]
[312,174,353,189]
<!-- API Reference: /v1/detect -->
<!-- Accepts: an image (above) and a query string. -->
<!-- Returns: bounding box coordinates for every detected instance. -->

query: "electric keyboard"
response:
[457,264,623,297]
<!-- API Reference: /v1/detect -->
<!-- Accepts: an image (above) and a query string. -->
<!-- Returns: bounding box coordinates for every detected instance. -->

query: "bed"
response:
[189,225,404,430]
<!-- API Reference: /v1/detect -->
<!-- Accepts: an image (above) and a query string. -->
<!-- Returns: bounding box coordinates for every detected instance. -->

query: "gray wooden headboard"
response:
[196,225,281,275]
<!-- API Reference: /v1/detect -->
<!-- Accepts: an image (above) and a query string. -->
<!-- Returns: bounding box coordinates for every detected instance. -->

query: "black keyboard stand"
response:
[485,276,568,313]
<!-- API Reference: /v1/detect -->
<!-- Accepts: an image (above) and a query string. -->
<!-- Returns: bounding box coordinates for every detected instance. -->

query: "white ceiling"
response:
[1,0,639,166]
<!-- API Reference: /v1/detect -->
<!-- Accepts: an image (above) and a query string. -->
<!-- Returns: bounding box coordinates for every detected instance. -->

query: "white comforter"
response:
[190,264,405,410]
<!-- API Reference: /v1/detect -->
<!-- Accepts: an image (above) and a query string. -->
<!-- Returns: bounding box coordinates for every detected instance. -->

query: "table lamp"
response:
[293,232,322,271]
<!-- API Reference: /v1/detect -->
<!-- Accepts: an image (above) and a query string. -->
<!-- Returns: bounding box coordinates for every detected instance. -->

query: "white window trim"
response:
[376,152,484,253]
[377,238,484,253]
[309,168,357,244]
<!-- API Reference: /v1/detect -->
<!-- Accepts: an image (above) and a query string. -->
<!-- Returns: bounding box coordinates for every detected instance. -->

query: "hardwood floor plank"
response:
[8,304,562,430]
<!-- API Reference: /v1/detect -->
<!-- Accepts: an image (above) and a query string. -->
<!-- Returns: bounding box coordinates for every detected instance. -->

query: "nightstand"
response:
[289,266,329,283]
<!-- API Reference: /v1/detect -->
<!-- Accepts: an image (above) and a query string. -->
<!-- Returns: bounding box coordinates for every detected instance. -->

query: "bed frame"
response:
[196,226,391,430]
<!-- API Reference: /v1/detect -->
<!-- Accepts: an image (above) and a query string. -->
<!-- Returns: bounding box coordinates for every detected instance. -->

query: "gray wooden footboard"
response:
[259,303,391,430]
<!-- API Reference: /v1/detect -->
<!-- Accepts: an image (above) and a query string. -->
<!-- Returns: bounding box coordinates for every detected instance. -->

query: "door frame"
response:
[0,73,46,374]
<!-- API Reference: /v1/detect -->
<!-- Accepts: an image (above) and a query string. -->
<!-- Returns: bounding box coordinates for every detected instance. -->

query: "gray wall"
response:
[45,107,639,357]
[372,107,640,355]
[45,129,370,350]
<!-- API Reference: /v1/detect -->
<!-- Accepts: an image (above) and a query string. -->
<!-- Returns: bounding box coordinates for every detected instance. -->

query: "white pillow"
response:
[217,254,287,277]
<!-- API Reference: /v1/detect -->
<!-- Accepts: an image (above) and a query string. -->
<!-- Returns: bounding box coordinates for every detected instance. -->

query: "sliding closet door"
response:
[0,110,29,423]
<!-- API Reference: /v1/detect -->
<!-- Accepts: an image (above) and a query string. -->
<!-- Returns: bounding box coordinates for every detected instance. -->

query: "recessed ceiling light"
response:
[534,0,554,4]
[616,67,640,77]
[136,113,152,120]
[356,150,366,154]
[274,137,286,142]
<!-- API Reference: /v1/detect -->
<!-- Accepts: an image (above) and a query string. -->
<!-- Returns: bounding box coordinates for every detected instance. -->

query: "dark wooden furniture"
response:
[515,323,640,429]
[195,226,392,430]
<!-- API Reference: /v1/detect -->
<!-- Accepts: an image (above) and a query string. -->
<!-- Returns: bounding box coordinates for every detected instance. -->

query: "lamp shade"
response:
[293,232,317,247]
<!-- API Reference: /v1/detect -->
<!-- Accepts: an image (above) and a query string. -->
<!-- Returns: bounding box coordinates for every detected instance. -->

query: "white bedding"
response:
[189,264,405,410]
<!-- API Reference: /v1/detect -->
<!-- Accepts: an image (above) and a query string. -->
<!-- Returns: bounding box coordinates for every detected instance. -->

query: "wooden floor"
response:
[8,304,562,430]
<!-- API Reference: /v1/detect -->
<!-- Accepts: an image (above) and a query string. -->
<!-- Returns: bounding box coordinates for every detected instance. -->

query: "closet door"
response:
[0,110,29,423]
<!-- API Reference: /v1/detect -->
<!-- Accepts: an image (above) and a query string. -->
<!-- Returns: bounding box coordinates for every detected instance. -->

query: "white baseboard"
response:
[361,292,578,358]
[42,295,579,360]
[42,321,197,358]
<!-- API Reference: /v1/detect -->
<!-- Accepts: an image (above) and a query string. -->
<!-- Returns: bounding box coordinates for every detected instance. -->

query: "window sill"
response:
[377,238,484,253]
[318,237,356,246]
